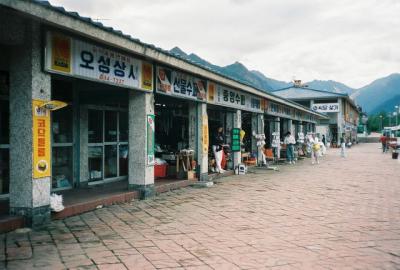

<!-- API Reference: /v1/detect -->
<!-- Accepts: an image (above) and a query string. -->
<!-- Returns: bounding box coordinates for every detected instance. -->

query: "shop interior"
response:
[154,95,195,180]
[51,78,130,190]
[241,111,258,166]
[207,106,234,172]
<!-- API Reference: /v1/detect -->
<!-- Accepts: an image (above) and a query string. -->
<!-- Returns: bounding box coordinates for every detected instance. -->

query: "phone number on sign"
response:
[99,74,125,85]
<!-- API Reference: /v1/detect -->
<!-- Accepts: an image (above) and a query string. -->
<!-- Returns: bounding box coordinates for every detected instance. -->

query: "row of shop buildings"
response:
[0,1,329,227]
[274,80,360,146]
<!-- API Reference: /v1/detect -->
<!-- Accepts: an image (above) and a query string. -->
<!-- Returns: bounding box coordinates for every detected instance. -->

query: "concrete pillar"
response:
[337,98,344,141]
[256,114,264,165]
[274,117,280,135]
[233,110,242,168]
[188,103,196,151]
[226,112,233,146]
[9,21,51,227]
[196,103,209,181]
[274,117,281,159]
[79,105,89,186]
[288,119,294,136]
[251,113,258,154]
[128,91,155,198]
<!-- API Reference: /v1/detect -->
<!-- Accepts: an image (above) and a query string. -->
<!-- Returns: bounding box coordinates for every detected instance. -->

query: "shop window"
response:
[119,112,128,142]
[105,111,117,142]
[88,109,128,182]
[52,147,73,189]
[51,79,74,190]
[52,107,73,143]
[89,110,103,143]
[105,145,118,178]
[119,144,128,176]
[89,146,103,181]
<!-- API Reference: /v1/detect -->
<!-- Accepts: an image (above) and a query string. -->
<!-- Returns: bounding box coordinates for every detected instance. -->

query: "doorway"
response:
[88,109,128,184]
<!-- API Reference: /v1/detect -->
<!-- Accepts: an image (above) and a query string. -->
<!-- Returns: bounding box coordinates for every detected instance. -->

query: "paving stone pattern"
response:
[1,143,400,269]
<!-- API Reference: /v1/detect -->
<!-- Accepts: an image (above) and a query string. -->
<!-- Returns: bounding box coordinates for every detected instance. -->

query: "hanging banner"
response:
[32,100,51,179]
[147,114,155,165]
[202,115,209,154]
[156,66,206,101]
[45,32,152,92]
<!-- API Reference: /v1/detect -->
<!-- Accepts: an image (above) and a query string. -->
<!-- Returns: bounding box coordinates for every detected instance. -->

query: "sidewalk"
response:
[1,143,399,269]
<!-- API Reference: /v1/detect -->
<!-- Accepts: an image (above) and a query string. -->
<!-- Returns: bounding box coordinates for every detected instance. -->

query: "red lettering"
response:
[38,137,45,147]
[38,128,45,136]
[38,148,45,157]
[37,119,46,128]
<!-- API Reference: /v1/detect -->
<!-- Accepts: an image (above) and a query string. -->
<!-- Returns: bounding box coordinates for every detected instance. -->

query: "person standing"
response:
[284,132,296,164]
[322,135,326,146]
[310,134,320,164]
[379,133,387,153]
[340,137,346,158]
[212,127,225,173]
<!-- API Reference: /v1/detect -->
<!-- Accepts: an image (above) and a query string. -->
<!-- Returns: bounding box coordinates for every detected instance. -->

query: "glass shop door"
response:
[88,109,128,184]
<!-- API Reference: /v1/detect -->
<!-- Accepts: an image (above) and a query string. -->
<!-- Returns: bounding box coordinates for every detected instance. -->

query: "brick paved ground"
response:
[1,143,400,270]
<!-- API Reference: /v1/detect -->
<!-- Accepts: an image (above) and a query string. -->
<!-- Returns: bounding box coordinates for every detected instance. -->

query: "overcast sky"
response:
[51,0,400,88]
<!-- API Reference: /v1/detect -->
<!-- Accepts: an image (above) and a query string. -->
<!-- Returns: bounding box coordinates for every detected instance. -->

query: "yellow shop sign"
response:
[32,100,51,179]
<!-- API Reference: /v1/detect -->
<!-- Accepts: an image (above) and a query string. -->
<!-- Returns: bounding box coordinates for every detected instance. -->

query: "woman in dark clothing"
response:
[212,127,225,173]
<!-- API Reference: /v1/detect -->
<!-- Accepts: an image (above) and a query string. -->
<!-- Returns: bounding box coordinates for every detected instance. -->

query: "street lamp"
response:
[380,115,383,131]
[396,105,399,126]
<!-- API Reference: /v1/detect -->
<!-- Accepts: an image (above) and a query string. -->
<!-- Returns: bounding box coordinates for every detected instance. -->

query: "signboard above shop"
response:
[45,32,153,92]
[208,82,265,113]
[156,66,206,101]
[311,103,339,113]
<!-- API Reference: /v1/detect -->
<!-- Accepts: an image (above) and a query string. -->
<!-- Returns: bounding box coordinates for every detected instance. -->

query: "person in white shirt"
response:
[340,137,346,158]
[284,132,296,164]
[309,134,321,164]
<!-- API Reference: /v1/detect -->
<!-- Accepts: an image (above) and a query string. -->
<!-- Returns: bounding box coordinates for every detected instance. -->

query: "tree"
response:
[366,112,389,132]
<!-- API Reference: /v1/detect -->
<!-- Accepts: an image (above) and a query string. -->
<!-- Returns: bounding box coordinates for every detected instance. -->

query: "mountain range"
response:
[169,47,399,114]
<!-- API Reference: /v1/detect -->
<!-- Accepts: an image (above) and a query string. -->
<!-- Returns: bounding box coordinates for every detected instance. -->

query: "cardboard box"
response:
[187,170,195,180]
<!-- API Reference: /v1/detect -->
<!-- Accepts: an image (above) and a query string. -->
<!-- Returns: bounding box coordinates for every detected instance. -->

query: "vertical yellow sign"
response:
[141,62,153,91]
[202,115,209,155]
[32,100,51,179]
[51,34,71,73]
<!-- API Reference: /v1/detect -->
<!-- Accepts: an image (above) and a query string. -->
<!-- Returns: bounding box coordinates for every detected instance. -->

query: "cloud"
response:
[50,0,400,88]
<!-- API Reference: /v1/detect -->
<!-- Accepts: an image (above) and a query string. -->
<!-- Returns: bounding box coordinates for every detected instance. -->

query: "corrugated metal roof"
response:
[274,86,359,110]
[274,87,347,99]
[32,0,262,90]
[1,0,328,118]
[274,86,348,97]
